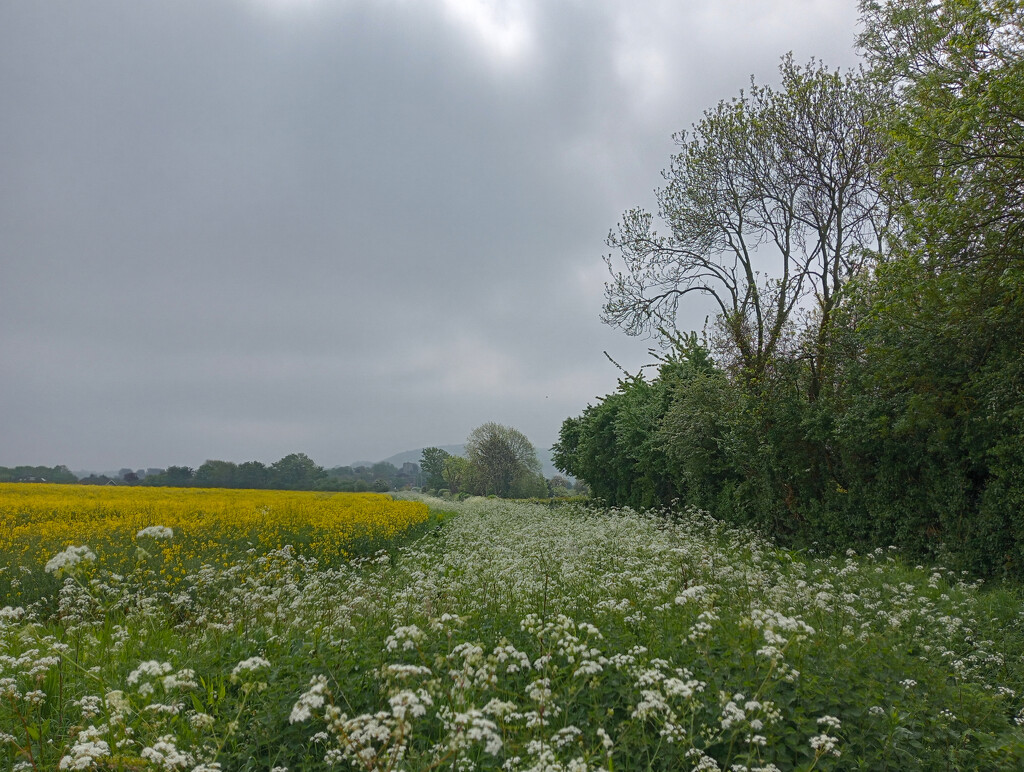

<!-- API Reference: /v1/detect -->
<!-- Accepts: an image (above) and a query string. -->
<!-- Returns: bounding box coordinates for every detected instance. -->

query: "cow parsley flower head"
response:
[291,675,331,723]
[809,733,841,757]
[137,525,174,540]
[58,735,110,770]
[817,715,842,731]
[44,545,96,576]
[231,656,271,680]
[140,735,193,769]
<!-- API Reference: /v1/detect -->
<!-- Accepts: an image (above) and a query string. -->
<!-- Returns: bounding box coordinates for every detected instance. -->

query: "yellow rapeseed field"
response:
[0,483,430,582]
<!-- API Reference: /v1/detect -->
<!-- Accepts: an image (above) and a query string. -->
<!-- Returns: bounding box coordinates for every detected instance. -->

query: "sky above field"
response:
[1,0,863,472]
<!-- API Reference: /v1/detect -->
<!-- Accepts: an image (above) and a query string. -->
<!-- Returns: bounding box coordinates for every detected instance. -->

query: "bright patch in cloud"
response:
[441,0,532,62]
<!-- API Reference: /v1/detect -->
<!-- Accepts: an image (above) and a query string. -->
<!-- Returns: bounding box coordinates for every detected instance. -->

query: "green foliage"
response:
[419,446,452,491]
[564,1,1024,579]
[0,465,78,484]
[269,453,325,491]
[464,422,542,499]
[441,454,470,494]
[554,334,718,510]
[194,459,239,488]
[559,296,1024,576]
[139,455,424,493]
[236,460,270,489]
[859,0,1024,273]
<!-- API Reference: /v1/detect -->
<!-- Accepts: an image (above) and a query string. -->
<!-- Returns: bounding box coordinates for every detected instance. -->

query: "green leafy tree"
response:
[554,335,719,509]
[465,423,541,498]
[420,447,452,491]
[194,459,239,488]
[0,465,78,484]
[603,57,888,392]
[269,453,325,491]
[547,475,572,498]
[149,466,195,487]
[859,0,1023,274]
[236,460,270,489]
[441,455,469,494]
[845,0,1024,575]
[510,471,549,499]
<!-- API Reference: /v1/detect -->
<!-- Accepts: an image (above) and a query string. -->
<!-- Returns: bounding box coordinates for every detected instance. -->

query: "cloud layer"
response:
[0,0,862,470]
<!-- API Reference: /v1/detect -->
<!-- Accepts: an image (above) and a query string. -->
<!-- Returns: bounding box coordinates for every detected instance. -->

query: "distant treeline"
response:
[140,454,422,492]
[5,443,583,497]
[0,465,79,484]
[1,455,421,492]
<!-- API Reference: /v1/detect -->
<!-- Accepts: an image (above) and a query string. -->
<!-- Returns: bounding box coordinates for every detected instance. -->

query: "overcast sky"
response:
[1,0,863,472]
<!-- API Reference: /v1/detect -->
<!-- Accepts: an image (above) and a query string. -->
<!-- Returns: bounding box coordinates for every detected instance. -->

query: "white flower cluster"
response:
[123,659,196,718]
[136,525,174,540]
[290,674,331,724]
[230,655,271,682]
[808,715,842,759]
[140,735,194,769]
[439,705,503,756]
[58,727,110,770]
[44,545,96,575]
[384,624,426,651]
[128,660,174,686]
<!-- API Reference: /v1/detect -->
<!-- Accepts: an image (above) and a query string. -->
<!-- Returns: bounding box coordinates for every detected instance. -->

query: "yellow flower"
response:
[0,483,429,587]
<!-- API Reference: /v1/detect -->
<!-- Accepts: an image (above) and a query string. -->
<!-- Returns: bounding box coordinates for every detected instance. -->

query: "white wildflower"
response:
[136,525,174,540]
[809,733,840,757]
[128,660,173,685]
[290,675,330,723]
[816,715,842,731]
[141,735,194,769]
[230,656,271,681]
[59,731,110,770]
[45,545,96,576]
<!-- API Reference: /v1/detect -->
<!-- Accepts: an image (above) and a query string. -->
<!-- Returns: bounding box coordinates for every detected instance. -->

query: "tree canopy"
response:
[560,2,1024,579]
[603,57,889,390]
[465,423,543,499]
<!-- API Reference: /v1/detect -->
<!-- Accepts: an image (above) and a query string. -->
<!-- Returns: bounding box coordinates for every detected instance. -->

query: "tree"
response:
[441,455,469,494]
[849,0,1024,576]
[165,466,195,486]
[548,475,572,497]
[420,447,452,491]
[553,335,719,509]
[195,459,239,488]
[465,423,541,498]
[603,57,888,393]
[269,453,325,490]
[236,460,270,489]
[0,465,78,484]
[859,0,1023,274]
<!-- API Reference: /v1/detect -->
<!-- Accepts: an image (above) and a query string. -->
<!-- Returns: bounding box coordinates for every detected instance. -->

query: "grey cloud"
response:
[1,0,862,469]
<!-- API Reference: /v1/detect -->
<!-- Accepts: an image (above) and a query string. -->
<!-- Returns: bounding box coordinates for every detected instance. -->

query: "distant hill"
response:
[355,443,563,478]
[379,445,466,468]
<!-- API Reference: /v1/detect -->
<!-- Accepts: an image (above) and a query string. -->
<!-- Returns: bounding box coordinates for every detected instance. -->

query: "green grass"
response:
[2,497,1023,770]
